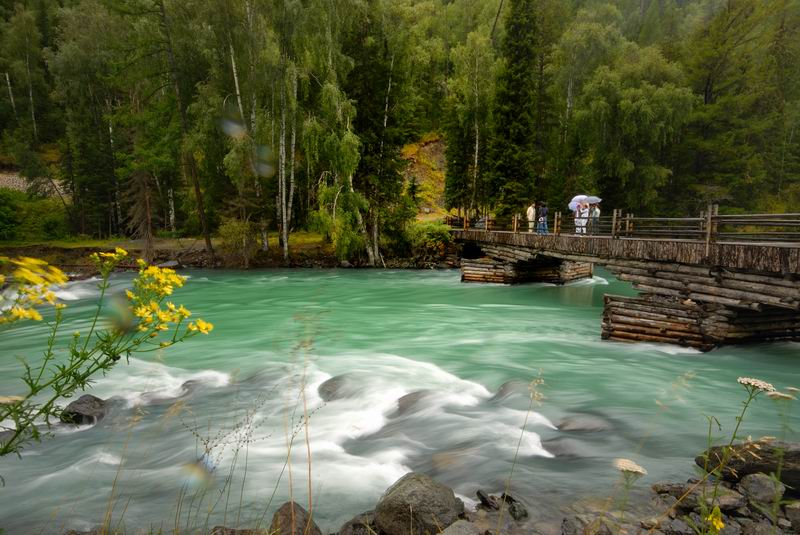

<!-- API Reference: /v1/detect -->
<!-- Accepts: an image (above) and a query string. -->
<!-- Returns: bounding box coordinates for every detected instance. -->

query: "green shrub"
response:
[0,188,69,241]
[218,217,259,268]
[0,189,20,239]
[406,221,452,260]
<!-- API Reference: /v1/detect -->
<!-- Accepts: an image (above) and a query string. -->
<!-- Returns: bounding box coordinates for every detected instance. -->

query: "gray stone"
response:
[440,520,481,535]
[317,375,359,402]
[268,501,321,535]
[374,472,464,535]
[500,493,528,521]
[338,511,376,535]
[661,518,694,535]
[476,489,499,510]
[651,481,745,512]
[561,514,613,535]
[210,528,268,535]
[738,518,783,535]
[556,415,613,433]
[60,394,106,425]
[157,260,181,268]
[784,501,800,529]
[738,473,785,506]
[394,391,432,416]
[776,518,792,531]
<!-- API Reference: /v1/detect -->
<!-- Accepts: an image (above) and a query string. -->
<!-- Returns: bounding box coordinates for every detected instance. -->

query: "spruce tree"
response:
[487,0,539,216]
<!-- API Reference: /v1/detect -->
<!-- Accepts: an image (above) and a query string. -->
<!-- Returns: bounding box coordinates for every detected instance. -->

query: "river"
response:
[0,269,797,533]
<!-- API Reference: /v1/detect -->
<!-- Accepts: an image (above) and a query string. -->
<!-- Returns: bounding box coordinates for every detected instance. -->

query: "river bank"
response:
[57,439,800,535]
[0,236,457,278]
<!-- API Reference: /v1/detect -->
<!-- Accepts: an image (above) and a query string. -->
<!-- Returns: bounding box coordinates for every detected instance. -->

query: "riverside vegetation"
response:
[1,0,800,264]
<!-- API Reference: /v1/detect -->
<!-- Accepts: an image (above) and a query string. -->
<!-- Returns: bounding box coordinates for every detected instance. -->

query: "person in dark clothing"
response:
[536,202,548,235]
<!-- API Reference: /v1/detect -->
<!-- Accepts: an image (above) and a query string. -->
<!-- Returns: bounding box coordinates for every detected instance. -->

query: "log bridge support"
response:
[453,230,800,351]
[460,242,592,284]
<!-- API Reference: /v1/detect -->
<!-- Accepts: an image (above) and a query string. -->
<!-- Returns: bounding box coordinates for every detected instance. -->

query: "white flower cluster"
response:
[613,458,647,476]
[737,377,775,393]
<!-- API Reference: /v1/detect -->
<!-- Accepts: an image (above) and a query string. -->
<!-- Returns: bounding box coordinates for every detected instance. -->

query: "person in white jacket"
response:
[526,202,536,232]
[575,202,589,234]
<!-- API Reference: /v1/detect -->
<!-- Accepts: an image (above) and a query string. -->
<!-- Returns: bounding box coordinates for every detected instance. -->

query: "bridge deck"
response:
[452,230,800,276]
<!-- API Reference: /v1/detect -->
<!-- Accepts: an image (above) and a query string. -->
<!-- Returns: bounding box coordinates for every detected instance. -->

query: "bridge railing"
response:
[447,205,800,247]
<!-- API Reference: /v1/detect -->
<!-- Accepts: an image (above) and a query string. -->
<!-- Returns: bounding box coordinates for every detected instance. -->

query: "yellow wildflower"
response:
[706,506,724,534]
[195,319,213,334]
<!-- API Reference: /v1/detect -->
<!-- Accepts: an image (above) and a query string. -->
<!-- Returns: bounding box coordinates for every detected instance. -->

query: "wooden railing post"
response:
[555,211,561,235]
[611,209,618,238]
[486,216,491,232]
[464,215,468,231]
[513,214,518,233]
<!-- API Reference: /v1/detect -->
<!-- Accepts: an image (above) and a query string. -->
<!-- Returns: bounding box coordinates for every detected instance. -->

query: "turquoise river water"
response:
[0,269,797,533]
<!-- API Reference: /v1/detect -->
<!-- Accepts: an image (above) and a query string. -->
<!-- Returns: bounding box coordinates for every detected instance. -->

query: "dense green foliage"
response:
[447,0,800,217]
[0,188,67,240]
[0,0,798,259]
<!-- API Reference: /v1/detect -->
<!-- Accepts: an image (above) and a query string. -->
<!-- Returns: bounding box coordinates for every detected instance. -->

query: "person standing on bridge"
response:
[575,202,589,234]
[537,202,548,234]
[526,201,536,232]
[589,203,601,234]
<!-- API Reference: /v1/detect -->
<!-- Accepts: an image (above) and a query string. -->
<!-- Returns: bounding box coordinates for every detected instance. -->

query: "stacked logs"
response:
[461,257,593,284]
[461,258,516,283]
[460,243,594,285]
[602,294,800,351]
[520,260,593,284]
[602,294,715,351]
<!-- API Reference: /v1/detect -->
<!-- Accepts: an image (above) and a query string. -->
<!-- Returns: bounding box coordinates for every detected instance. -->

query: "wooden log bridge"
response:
[452,229,800,351]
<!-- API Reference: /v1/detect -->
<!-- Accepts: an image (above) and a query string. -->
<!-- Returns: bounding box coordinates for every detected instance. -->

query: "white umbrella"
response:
[568,194,588,212]
[586,196,602,204]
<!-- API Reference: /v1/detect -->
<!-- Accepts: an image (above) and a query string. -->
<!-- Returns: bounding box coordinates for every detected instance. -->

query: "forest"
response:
[0,0,798,264]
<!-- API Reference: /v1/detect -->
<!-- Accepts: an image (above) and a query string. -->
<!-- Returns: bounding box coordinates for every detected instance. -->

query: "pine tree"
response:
[486,0,539,216]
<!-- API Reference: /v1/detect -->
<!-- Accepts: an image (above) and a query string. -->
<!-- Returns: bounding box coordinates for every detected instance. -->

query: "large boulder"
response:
[737,473,785,506]
[374,473,464,535]
[338,511,376,535]
[268,502,321,535]
[60,395,106,425]
[696,441,800,489]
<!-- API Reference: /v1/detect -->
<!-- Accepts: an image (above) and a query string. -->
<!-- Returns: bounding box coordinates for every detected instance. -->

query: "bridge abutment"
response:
[602,294,800,351]
[454,231,800,351]
[459,243,593,284]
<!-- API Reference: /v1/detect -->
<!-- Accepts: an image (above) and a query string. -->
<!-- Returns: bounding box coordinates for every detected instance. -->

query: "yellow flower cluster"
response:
[132,259,186,299]
[0,256,68,325]
[187,318,213,334]
[126,260,212,336]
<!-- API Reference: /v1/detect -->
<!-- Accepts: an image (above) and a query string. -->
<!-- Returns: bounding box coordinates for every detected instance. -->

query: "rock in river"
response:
[268,501,321,535]
[60,394,107,425]
[375,472,464,535]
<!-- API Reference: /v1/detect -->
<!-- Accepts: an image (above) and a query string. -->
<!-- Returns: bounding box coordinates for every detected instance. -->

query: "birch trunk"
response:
[25,40,38,141]
[370,53,395,265]
[279,83,288,262]
[4,72,17,119]
[168,187,176,231]
[286,71,297,259]
[229,38,246,125]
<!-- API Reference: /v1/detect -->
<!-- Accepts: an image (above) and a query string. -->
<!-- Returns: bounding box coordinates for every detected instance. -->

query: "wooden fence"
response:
[446,205,800,250]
